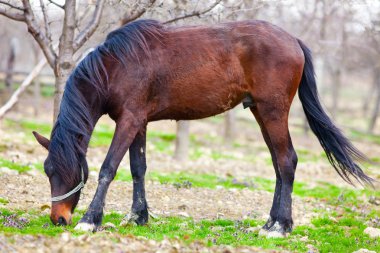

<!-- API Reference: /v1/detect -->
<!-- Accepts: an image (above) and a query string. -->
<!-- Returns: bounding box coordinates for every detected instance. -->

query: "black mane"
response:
[48,20,164,185]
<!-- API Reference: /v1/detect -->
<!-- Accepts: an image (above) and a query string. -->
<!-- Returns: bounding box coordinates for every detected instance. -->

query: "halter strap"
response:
[51,166,85,202]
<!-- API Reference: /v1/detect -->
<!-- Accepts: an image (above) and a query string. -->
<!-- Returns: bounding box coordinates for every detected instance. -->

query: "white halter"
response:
[51,166,85,202]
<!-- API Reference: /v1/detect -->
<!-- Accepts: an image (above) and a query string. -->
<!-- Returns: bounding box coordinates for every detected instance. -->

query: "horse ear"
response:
[32,131,50,150]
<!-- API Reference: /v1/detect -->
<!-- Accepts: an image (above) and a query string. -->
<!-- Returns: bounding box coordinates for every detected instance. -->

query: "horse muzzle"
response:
[50,202,72,226]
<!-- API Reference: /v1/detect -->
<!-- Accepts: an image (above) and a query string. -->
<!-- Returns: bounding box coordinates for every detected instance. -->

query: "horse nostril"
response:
[58,216,67,226]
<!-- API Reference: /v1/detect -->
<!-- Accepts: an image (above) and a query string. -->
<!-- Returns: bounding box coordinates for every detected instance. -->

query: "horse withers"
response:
[33,19,373,237]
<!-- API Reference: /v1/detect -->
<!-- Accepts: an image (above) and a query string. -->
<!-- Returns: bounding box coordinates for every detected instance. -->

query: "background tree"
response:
[364,16,380,133]
[0,0,105,121]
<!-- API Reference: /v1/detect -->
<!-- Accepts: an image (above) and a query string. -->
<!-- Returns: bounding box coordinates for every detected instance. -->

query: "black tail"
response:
[297,39,373,186]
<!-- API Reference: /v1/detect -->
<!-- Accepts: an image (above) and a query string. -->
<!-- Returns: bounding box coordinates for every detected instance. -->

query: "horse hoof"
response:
[266,230,286,238]
[74,222,96,232]
[258,228,269,237]
[265,221,289,238]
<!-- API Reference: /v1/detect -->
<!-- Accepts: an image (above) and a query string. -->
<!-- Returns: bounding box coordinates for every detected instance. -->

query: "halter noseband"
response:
[51,166,85,202]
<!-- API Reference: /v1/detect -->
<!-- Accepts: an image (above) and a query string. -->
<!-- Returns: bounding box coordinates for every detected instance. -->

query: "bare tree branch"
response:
[120,0,157,25]
[164,0,222,24]
[298,0,318,36]
[39,0,53,50]
[47,0,64,9]
[0,0,24,11]
[75,4,92,31]
[0,58,47,120]
[21,0,56,68]
[73,0,105,51]
[0,8,25,21]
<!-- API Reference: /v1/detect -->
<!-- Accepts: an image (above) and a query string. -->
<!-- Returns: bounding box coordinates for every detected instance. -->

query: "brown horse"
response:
[33,19,372,237]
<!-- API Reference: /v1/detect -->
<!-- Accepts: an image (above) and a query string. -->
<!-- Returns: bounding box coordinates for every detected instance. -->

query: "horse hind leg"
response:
[250,95,298,238]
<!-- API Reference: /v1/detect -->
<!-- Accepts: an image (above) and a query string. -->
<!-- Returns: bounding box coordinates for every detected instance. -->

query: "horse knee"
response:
[99,164,117,182]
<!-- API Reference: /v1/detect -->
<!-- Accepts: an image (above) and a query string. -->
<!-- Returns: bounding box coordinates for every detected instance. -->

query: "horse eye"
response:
[44,166,53,177]
[43,161,54,177]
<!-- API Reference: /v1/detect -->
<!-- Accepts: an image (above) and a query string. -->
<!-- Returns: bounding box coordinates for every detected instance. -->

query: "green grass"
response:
[293,210,380,253]
[0,209,86,236]
[147,131,177,154]
[0,158,32,173]
[0,198,9,204]
[41,85,55,97]
[0,158,43,173]
[1,208,378,253]
[115,170,257,190]
[350,129,380,145]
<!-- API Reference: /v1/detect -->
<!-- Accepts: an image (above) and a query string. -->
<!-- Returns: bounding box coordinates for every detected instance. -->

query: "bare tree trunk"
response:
[331,68,341,119]
[224,109,236,146]
[5,38,16,92]
[33,77,40,116]
[53,74,69,120]
[368,70,380,133]
[362,79,376,115]
[174,121,190,161]
[53,0,76,122]
[31,41,41,117]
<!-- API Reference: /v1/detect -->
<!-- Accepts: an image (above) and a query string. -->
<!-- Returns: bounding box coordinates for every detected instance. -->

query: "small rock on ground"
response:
[363,227,380,239]
[352,249,376,253]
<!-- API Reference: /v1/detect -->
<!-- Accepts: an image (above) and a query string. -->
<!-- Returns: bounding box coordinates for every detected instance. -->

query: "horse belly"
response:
[150,66,248,121]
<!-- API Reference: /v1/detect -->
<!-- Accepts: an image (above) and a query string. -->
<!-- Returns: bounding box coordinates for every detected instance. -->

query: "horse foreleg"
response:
[75,111,143,232]
[121,124,149,225]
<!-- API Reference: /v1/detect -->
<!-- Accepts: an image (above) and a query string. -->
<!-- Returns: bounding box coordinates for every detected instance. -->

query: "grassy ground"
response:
[0,205,378,252]
[1,117,379,252]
